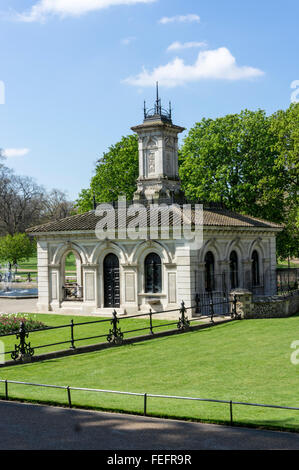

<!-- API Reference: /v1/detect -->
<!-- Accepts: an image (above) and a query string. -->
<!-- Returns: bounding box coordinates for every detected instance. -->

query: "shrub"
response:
[0,314,46,335]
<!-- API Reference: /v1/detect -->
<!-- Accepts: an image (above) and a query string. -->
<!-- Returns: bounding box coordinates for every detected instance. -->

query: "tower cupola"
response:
[131,84,185,203]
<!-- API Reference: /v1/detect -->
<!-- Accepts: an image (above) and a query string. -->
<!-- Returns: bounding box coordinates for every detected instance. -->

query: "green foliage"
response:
[0,233,37,265]
[179,109,284,220]
[76,105,298,259]
[270,103,299,258]
[0,314,46,335]
[179,104,299,258]
[76,134,139,212]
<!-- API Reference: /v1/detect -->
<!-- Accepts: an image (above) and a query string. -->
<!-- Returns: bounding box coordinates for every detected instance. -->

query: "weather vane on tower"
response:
[143,82,172,123]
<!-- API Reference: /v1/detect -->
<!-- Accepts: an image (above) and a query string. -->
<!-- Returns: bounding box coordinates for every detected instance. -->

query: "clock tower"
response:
[131,84,185,203]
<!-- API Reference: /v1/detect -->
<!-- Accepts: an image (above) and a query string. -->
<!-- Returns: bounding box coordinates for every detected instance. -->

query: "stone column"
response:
[263,257,271,295]
[122,263,138,315]
[196,262,206,293]
[218,260,229,291]
[242,259,252,290]
[176,244,198,316]
[82,264,98,313]
[36,241,50,312]
[49,264,60,311]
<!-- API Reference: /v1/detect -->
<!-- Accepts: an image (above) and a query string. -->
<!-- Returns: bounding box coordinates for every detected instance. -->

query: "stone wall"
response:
[230,289,299,319]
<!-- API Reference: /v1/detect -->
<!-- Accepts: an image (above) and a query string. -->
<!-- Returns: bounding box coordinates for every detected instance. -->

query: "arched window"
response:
[229,251,239,289]
[145,253,162,293]
[205,252,215,292]
[252,250,260,286]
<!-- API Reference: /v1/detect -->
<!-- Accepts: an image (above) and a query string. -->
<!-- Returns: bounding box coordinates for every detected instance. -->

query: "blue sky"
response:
[0,0,298,201]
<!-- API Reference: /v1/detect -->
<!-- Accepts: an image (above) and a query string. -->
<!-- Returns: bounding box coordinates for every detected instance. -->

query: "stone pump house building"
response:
[28,91,282,316]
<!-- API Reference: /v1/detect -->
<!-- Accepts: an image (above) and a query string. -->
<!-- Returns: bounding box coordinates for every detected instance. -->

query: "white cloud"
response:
[167,41,207,52]
[16,0,157,22]
[124,47,265,88]
[121,36,136,46]
[159,14,200,25]
[3,148,30,158]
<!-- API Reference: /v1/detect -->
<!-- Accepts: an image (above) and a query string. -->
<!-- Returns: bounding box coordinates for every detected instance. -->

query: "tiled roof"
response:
[27,206,282,234]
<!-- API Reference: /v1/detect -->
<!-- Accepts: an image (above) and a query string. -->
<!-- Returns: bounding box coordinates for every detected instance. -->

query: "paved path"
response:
[0,298,38,314]
[0,401,298,450]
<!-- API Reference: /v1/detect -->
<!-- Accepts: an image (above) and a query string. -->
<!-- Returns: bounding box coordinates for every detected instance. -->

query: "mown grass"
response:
[17,254,76,273]
[1,315,299,431]
[277,258,299,269]
[0,313,189,359]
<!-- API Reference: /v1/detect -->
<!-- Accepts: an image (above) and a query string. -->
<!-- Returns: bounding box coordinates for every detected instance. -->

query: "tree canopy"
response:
[76,104,299,259]
[0,150,75,236]
[0,233,36,266]
[179,104,298,258]
[76,134,139,213]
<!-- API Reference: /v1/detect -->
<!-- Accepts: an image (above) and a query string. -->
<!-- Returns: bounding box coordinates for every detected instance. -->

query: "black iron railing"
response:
[0,296,237,362]
[276,268,299,295]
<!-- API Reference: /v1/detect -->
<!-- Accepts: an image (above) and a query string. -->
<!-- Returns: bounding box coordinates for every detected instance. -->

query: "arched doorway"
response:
[229,251,239,289]
[104,253,120,308]
[62,250,83,301]
[144,253,162,293]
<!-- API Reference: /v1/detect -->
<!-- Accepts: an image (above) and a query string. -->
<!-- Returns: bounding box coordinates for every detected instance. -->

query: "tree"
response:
[0,170,46,235]
[179,106,299,258]
[179,109,285,223]
[75,106,298,259]
[270,103,299,259]
[76,134,139,212]
[0,153,75,235]
[0,233,36,266]
[41,189,75,222]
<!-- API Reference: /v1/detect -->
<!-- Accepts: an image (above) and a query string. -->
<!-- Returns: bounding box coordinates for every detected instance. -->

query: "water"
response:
[0,287,38,298]
[0,263,38,298]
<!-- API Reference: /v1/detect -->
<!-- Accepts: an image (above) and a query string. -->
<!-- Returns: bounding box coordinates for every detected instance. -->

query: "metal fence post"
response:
[149,310,154,335]
[70,320,75,349]
[107,310,124,345]
[177,301,190,331]
[11,322,34,361]
[144,393,147,416]
[5,380,8,400]
[67,386,72,408]
[209,298,215,324]
[230,400,233,426]
[195,294,201,315]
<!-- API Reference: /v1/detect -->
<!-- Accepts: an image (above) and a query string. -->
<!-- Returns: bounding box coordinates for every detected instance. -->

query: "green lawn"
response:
[277,259,299,269]
[17,253,76,273]
[0,313,189,359]
[1,315,299,431]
